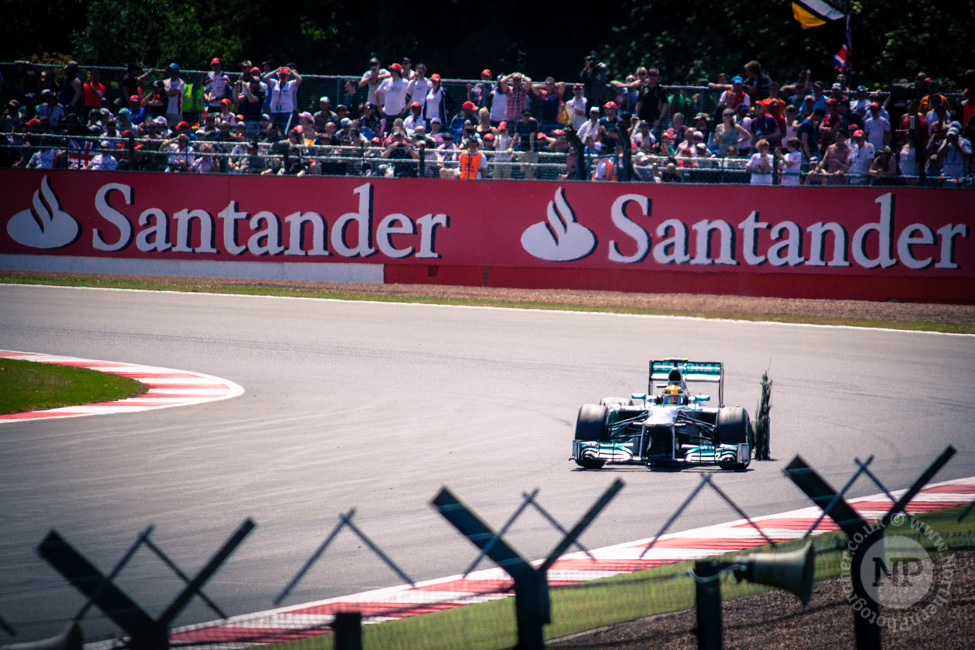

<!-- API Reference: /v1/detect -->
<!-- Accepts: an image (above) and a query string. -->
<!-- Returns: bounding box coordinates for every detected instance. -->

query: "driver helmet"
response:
[662,384,686,405]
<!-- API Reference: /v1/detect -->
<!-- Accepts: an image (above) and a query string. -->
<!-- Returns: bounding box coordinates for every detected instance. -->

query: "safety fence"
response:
[2,446,973,650]
[5,134,971,187]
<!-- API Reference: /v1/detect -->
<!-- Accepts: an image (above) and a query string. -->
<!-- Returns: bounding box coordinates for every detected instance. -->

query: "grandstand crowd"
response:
[0,55,972,185]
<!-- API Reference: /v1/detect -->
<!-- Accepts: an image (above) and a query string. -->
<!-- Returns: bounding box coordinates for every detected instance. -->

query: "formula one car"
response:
[571,359,752,471]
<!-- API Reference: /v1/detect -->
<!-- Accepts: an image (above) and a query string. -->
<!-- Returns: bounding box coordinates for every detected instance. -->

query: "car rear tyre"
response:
[716,406,751,471]
[575,457,607,470]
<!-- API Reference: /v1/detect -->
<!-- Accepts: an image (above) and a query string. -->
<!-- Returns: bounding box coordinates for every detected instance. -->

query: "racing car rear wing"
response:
[648,359,724,406]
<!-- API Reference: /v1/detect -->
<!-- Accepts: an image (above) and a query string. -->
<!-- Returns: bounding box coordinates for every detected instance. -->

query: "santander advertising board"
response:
[1,170,971,298]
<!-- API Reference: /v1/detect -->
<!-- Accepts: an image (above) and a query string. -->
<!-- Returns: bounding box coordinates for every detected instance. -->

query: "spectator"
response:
[532,77,566,134]
[716,75,750,117]
[632,67,668,137]
[745,138,774,184]
[783,105,800,143]
[358,103,382,139]
[204,58,232,112]
[399,57,415,80]
[596,101,621,159]
[577,106,601,150]
[852,85,871,115]
[420,73,453,129]
[512,109,540,179]
[161,63,186,127]
[380,129,418,176]
[359,57,388,106]
[458,137,488,178]
[847,129,875,184]
[748,102,780,149]
[467,69,494,110]
[265,66,302,131]
[817,128,852,184]
[937,127,972,181]
[190,142,219,173]
[493,121,513,178]
[216,99,236,125]
[488,76,508,126]
[342,79,363,119]
[407,64,432,109]
[435,132,459,177]
[35,90,65,128]
[314,97,337,129]
[863,102,891,152]
[565,84,588,130]
[234,76,266,138]
[404,102,425,135]
[664,112,687,146]
[450,101,478,141]
[868,146,900,185]
[474,107,494,141]
[714,107,752,155]
[59,61,84,114]
[798,107,825,163]
[376,63,409,132]
[82,69,106,115]
[162,132,194,172]
[779,137,802,185]
[759,81,787,135]
[239,140,267,174]
[580,55,608,109]
[500,72,532,126]
[918,79,950,116]
[743,60,773,101]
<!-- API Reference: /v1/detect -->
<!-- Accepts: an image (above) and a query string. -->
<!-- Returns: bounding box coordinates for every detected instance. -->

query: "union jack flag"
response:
[832,15,852,73]
[68,139,99,168]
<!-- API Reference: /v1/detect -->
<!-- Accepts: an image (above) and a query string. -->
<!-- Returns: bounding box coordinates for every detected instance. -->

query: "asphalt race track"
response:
[1,284,973,642]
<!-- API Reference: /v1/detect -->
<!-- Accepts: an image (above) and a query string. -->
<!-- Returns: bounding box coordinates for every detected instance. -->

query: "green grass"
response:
[265,505,975,650]
[2,275,972,335]
[0,358,148,414]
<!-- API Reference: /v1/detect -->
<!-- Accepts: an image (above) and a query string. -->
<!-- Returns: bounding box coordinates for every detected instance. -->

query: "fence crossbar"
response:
[141,534,226,620]
[638,475,711,559]
[802,455,873,540]
[463,489,539,578]
[705,479,778,548]
[523,492,596,561]
[74,525,152,622]
[853,457,919,528]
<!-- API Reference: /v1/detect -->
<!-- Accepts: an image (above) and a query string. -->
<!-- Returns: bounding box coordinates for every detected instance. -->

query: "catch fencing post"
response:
[433,479,623,650]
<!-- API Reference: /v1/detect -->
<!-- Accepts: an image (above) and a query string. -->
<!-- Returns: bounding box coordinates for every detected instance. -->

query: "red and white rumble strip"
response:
[0,350,243,422]
[168,476,975,647]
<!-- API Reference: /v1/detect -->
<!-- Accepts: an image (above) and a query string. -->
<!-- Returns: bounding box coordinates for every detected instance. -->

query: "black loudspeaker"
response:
[1,624,82,650]
[734,541,816,605]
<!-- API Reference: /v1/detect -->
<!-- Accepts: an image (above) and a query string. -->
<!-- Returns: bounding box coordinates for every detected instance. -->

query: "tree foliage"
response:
[3,0,973,90]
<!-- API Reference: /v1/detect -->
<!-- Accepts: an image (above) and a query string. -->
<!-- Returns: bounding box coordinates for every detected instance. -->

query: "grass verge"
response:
[261,505,975,650]
[2,275,973,335]
[0,358,148,414]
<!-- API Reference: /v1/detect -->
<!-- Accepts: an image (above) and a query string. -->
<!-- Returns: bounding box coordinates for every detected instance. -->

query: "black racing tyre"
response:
[575,404,610,441]
[716,406,751,470]
[574,404,609,470]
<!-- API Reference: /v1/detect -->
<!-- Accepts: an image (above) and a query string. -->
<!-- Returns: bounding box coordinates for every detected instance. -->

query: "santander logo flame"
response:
[520,187,597,262]
[7,176,80,249]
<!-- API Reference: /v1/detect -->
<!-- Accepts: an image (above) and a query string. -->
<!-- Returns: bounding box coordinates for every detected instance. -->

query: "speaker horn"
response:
[1,623,82,650]
[734,541,815,605]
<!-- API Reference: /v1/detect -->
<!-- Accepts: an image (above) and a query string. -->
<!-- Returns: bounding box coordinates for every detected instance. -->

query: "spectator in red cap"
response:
[404,101,425,135]
[264,65,302,130]
[376,63,409,133]
[847,129,875,184]
[450,100,479,141]
[863,102,891,152]
[204,57,232,113]
[467,69,493,110]
[420,73,454,128]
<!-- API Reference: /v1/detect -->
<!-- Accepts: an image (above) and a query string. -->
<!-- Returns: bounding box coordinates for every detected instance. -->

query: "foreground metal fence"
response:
[3,446,973,650]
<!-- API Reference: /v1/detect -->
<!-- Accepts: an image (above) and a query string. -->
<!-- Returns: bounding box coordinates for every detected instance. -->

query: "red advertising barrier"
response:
[1,169,973,302]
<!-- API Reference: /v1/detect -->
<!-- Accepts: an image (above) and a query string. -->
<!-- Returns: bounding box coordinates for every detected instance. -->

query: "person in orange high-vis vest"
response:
[592,155,618,181]
[458,138,488,178]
